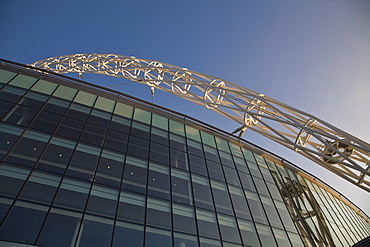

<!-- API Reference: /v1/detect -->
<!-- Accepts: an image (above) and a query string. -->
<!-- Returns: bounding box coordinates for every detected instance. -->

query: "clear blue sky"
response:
[1,0,369,215]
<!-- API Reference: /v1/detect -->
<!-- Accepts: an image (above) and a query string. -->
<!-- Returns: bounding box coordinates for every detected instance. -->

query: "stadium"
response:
[0,54,369,247]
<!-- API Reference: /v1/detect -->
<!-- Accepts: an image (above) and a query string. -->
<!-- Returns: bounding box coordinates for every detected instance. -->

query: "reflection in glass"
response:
[112,221,144,247]
[117,191,146,224]
[53,177,90,211]
[145,226,172,247]
[172,168,193,205]
[0,163,30,197]
[77,214,114,247]
[86,184,119,217]
[217,214,241,243]
[146,197,172,229]
[173,203,197,234]
[196,208,220,239]
[121,155,148,194]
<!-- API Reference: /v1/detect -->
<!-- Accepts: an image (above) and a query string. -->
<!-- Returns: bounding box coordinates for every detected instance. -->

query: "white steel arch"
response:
[30,53,370,192]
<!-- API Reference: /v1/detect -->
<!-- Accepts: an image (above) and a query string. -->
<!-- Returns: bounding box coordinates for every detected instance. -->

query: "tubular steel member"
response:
[30,53,370,192]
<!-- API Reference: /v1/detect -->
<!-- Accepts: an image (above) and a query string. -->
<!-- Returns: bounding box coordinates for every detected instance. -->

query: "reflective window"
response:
[145,226,172,247]
[256,224,277,247]
[189,154,207,176]
[127,136,149,159]
[203,145,219,162]
[147,162,170,200]
[73,91,97,106]
[37,208,82,247]
[223,166,241,187]
[0,197,12,223]
[37,137,76,174]
[52,85,77,100]
[187,139,203,157]
[239,172,256,192]
[88,108,112,128]
[104,129,128,153]
[117,191,146,224]
[131,121,150,140]
[219,150,234,168]
[245,190,268,225]
[29,110,62,133]
[5,130,50,167]
[237,219,261,247]
[78,214,114,247]
[110,114,131,134]
[174,232,199,247]
[152,114,168,130]
[170,148,189,171]
[192,174,214,211]
[30,80,57,95]
[150,142,169,165]
[80,123,107,146]
[254,177,269,196]
[196,208,220,239]
[94,96,115,112]
[185,125,201,141]
[146,197,172,229]
[122,155,148,194]
[19,170,61,204]
[0,99,15,119]
[95,149,125,187]
[55,117,85,140]
[0,123,24,160]
[217,214,241,243]
[0,201,48,244]
[206,160,225,181]
[151,126,168,146]
[228,185,251,220]
[211,180,233,215]
[273,227,292,247]
[260,195,283,229]
[112,221,144,247]
[170,133,187,151]
[0,163,30,197]
[53,177,90,211]
[3,104,38,126]
[65,143,101,181]
[86,184,119,217]
[114,102,133,118]
[173,203,197,234]
[65,102,92,121]
[0,69,16,85]
[169,120,185,136]
[133,108,151,124]
[199,237,221,247]
[172,168,193,205]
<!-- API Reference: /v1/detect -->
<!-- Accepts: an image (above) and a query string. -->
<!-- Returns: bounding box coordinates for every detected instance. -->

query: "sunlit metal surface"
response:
[30,53,370,192]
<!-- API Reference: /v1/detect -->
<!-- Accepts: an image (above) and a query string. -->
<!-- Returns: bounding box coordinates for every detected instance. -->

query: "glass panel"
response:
[130,120,150,139]
[94,96,115,112]
[260,196,283,229]
[145,226,172,247]
[0,84,28,104]
[192,174,214,211]
[218,150,235,168]
[80,123,107,146]
[266,181,282,201]
[37,208,82,247]
[148,162,170,200]
[247,161,262,178]
[211,180,233,215]
[187,139,203,157]
[117,191,146,224]
[242,148,255,162]
[29,110,62,133]
[78,214,114,247]
[217,214,241,243]
[150,142,169,165]
[86,184,119,217]
[121,155,148,194]
[0,163,30,197]
[169,120,185,135]
[3,104,38,126]
[245,190,268,225]
[152,114,168,130]
[237,219,261,247]
[8,74,37,89]
[256,224,277,247]
[274,200,298,233]
[133,108,151,124]
[228,185,252,220]
[112,221,144,247]
[5,130,50,167]
[215,137,229,152]
[0,99,14,119]
[203,145,220,162]
[95,149,125,187]
[206,160,225,182]
[65,102,92,121]
[37,136,76,174]
[172,168,193,205]
[104,129,128,153]
[65,143,101,181]
[55,117,85,140]
[0,123,24,160]
[170,133,187,151]
[30,80,57,94]
[199,237,221,247]
[0,197,12,223]
[189,154,207,176]
[185,125,201,141]
[19,170,61,204]
[0,201,48,244]
[254,177,269,196]
[53,177,90,211]
[52,85,77,100]
[0,69,16,84]
[273,227,292,247]
[229,143,243,158]
[110,114,131,134]
[234,156,249,174]
[173,203,197,234]
[174,232,199,247]
[127,136,149,159]
[223,166,241,187]
[88,108,112,127]
[151,126,169,146]
[170,148,189,171]
[114,102,133,118]
[73,91,97,106]
[146,197,171,229]
[196,208,220,239]
[287,232,304,247]
[201,131,216,147]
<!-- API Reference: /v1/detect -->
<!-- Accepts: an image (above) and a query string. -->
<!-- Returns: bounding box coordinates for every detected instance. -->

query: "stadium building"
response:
[0,55,369,247]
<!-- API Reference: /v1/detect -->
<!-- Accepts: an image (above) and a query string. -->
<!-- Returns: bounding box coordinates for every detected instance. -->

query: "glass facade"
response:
[0,61,369,247]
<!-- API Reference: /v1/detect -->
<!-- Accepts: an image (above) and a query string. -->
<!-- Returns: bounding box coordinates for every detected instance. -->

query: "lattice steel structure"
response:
[30,53,370,192]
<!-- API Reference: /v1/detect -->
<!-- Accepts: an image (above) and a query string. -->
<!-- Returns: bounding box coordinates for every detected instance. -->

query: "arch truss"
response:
[30,53,370,192]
